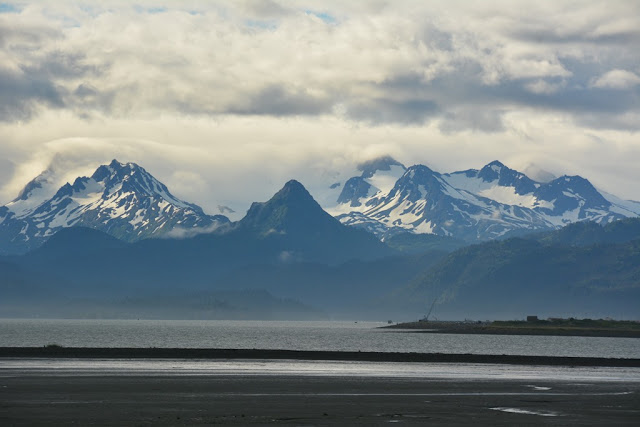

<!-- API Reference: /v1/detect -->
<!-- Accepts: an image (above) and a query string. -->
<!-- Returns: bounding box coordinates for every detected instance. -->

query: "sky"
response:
[1,0,639,218]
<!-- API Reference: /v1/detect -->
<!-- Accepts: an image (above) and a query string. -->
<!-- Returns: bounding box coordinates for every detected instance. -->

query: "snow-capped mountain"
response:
[331,159,640,241]
[331,156,407,210]
[0,160,229,254]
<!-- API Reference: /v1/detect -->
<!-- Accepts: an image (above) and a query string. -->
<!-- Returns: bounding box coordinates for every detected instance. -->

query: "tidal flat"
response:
[1,360,639,426]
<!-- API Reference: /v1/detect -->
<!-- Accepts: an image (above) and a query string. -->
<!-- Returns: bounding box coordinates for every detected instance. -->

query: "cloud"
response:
[0,1,638,210]
[0,67,64,121]
[524,79,565,95]
[229,85,332,116]
[163,223,227,239]
[0,1,634,128]
[591,69,640,89]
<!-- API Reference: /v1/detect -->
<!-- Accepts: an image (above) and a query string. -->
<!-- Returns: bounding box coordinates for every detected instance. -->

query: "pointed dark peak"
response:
[238,180,336,235]
[272,179,315,203]
[283,179,306,191]
[358,155,406,179]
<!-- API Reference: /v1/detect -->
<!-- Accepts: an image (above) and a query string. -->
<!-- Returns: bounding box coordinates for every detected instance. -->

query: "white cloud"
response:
[591,69,640,89]
[524,79,565,95]
[0,0,639,210]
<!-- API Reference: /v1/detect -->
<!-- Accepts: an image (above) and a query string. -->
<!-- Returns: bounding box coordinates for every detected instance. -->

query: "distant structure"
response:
[526,315,539,322]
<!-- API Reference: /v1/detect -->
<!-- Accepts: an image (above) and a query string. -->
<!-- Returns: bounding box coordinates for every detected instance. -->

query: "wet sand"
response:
[1,371,639,426]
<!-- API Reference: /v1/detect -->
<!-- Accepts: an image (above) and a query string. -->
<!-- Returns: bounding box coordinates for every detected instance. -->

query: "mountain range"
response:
[2,157,639,255]
[1,158,639,320]
[330,157,640,242]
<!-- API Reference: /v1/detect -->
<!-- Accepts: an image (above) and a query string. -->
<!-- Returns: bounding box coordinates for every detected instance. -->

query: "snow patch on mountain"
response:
[599,190,640,217]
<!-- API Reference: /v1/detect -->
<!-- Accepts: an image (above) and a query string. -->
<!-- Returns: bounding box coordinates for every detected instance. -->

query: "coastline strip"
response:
[1,347,639,367]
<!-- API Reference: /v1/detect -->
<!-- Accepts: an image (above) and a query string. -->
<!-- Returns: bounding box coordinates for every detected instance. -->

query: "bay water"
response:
[1,318,639,359]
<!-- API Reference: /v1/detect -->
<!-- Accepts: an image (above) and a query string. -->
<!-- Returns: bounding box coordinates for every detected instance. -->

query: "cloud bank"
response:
[0,1,638,216]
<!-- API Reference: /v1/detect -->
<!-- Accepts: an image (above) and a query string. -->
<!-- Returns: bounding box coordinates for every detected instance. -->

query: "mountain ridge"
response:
[332,157,639,242]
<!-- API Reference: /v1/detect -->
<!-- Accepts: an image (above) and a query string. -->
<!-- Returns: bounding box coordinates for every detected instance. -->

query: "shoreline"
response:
[1,347,639,367]
[383,321,640,338]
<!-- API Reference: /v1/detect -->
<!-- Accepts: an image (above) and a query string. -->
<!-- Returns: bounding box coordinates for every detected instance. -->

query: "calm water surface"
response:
[1,319,639,359]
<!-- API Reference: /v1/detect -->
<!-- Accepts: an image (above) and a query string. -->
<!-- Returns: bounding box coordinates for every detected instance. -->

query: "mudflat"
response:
[1,371,639,426]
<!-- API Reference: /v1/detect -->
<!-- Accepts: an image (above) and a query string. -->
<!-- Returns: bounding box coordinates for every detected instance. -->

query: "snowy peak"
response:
[12,169,54,202]
[89,159,194,209]
[475,160,537,195]
[388,165,443,202]
[336,177,375,207]
[0,160,229,254]
[534,175,611,218]
[6,169,58,218]
[335,156,406,208]
[478,160,507,180]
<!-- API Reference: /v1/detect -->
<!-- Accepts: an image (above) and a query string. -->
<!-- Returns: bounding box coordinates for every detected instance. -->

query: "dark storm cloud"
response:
[345,97,440,125]
[0,68,65,121]
[229,85,333,116]
[352,54,639,132]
